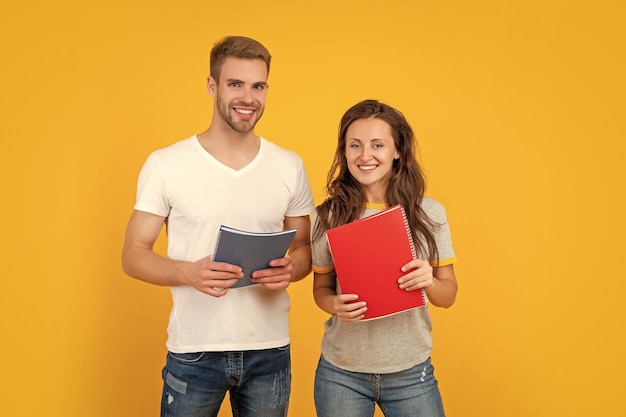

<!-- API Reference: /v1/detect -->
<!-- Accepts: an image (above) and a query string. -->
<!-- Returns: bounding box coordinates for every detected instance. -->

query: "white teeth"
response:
[235,109,253,115]
[359,165,376,171]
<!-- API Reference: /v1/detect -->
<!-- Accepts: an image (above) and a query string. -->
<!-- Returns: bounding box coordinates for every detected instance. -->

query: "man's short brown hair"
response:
[210,36,271,83]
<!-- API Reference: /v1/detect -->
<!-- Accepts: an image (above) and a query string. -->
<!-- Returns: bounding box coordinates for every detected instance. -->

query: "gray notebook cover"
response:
[213,225,297,288]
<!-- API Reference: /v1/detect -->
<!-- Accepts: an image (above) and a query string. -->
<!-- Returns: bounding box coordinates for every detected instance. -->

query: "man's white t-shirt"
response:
[135,136,314,353]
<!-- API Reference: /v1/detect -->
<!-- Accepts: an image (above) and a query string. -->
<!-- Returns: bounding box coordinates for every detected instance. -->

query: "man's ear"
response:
[207,76,217,97]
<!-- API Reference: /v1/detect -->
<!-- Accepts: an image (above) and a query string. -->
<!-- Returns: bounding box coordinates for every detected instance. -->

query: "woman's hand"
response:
[314,271,367,322]
[333,294,367,322]
[398,259,434,291]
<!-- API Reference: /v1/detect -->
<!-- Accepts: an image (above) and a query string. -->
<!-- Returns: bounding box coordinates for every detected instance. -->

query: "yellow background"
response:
[2,0,624,416]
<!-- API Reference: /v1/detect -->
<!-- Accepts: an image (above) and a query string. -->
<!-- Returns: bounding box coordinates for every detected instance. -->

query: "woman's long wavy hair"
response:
[313,99,439,265]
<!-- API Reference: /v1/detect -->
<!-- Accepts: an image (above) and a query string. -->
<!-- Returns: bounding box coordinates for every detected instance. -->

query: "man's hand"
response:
[250,255,295,290]
[181,255,244,297]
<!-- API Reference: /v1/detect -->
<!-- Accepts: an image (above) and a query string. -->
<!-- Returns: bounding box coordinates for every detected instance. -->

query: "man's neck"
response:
[196,124,260,171]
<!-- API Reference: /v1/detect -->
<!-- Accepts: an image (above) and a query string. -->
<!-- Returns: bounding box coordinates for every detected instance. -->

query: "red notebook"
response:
[325,204,427,320]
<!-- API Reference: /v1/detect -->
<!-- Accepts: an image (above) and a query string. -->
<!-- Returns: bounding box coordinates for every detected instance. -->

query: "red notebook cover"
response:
[325,204,427,320]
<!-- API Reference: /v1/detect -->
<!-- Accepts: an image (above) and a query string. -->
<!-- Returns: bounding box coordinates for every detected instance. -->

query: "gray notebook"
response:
[213,225,297,288]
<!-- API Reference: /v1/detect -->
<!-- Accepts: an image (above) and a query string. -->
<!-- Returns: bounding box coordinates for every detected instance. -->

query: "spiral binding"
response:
[399,205,428,306]
[213,226,225,259]
[400,206,417,260]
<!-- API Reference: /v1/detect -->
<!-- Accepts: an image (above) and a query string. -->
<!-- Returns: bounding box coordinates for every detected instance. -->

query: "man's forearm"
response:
[288,243,312,282]
[122,246,187,287]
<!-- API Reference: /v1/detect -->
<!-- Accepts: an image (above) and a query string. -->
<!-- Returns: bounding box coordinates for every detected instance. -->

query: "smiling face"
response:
[208,57,268,134]
[344,117,400,203]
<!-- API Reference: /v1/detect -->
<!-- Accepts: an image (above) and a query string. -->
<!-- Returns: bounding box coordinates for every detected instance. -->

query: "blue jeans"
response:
[314,355,445,417]
[161,346,291,417]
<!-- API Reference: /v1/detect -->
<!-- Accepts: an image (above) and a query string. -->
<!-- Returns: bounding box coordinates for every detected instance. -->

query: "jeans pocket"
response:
[167,351,205,364]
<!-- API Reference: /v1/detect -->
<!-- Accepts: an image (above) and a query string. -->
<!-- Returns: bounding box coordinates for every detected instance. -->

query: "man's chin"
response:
[228,121,257,134]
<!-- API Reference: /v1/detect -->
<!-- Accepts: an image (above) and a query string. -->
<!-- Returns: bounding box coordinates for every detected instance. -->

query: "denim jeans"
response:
[314,355,445,417]
[160,346,291,417]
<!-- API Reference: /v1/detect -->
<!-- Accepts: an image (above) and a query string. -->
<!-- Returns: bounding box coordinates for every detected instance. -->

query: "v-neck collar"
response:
[192,135,264,176]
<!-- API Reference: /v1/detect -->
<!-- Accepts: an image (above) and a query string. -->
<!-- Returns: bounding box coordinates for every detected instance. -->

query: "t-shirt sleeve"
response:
[134,153,171,218]
[424,197,457,266]
[311,210,335,273]
[286,159,314,217]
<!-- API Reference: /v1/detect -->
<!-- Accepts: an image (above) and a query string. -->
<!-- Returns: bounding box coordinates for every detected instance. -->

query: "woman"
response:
[311,99,458,417]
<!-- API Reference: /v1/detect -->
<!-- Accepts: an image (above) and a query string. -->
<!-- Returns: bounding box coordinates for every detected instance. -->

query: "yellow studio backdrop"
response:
[1,0,624,416]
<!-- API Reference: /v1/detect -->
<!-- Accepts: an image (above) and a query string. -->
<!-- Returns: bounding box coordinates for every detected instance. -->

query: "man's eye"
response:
[229,82,240,87]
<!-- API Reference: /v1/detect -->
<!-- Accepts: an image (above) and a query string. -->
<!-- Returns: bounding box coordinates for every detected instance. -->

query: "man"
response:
[122,36,314,417]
